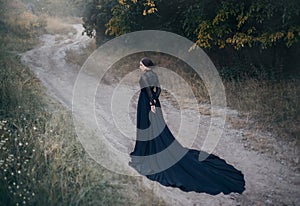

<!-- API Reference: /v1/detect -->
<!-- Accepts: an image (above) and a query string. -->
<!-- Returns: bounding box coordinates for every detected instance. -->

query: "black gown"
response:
[129,69,245,195]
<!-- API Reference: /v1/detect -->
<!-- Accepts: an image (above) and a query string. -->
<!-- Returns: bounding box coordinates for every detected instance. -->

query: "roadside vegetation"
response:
[0,0,164,205]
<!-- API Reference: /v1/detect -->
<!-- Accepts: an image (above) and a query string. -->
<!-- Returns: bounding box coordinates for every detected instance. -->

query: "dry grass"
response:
[59,16,84,24]
[0,53,116,205]
[44,16,77,35]
[225,78,300,141]
[0,52,165,205]
[0,33,39,52]
[65,39,97,66]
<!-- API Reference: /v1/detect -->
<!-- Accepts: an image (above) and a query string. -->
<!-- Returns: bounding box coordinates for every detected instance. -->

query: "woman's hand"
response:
[150,99,156,113]
[151,105,156,113]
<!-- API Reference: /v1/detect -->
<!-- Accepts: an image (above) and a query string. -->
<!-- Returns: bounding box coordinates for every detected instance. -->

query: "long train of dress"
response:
[129,70,245,195]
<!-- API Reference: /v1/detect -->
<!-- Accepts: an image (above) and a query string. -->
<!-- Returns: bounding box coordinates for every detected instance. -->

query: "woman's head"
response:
[140,57,154,71]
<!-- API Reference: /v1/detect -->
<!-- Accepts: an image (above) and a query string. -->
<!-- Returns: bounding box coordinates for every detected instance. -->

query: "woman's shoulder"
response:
[142,69,153,75]
[146,69,157,76]
[144,70,158,79]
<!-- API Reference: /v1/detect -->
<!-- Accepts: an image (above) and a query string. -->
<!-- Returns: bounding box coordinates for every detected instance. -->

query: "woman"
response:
[129,57,246,195]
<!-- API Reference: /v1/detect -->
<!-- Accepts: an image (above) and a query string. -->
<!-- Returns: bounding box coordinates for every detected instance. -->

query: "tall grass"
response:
[0,32,40,53]
[65,39,97,66]
[0,4,165,204]
[0,54,128,205]
[44,16,79,35]
[225,77,300,141]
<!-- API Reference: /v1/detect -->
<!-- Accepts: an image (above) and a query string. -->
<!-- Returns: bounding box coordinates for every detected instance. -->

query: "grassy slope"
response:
[0,13,164,206]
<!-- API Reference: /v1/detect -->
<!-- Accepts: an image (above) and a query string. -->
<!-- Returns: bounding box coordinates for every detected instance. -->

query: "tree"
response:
[190,0,300,50]
[83,0,300,49]
[82,0,117,45]
[82,0,300,76]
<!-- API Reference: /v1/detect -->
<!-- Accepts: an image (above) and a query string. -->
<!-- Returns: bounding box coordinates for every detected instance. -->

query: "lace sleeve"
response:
[141,74,155,105]
[152,71,161,101]
[140,71,161,105]
[153,86,161,100]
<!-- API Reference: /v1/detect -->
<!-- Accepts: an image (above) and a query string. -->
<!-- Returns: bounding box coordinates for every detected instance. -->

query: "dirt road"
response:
[21,24,300,205]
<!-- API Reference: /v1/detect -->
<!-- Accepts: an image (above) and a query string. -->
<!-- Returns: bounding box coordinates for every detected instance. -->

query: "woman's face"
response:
[139,61,146,71]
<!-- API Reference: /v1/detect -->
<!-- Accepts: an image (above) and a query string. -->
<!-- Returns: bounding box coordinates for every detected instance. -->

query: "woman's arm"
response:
[152,72,161,102]
[141,74,156,105]
[153,86,161,101]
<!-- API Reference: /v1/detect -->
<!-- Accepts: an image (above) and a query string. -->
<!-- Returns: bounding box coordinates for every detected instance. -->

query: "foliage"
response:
[105,0,162,36]
[81,0,117,44]
[80,0,300,77]
[82,0,300,50]
[192,0,300,50]
[0,0,46,38]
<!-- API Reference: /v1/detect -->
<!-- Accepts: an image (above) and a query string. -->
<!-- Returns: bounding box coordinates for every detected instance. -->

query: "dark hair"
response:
[141,57,154,67]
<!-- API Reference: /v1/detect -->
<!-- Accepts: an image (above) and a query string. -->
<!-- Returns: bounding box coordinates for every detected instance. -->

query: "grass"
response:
[0,32,40,53]
[65,38,97,66]
[225,77,300,141]
[44,16,78,35]
[0,54,124,205]
[0,15,165,206]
